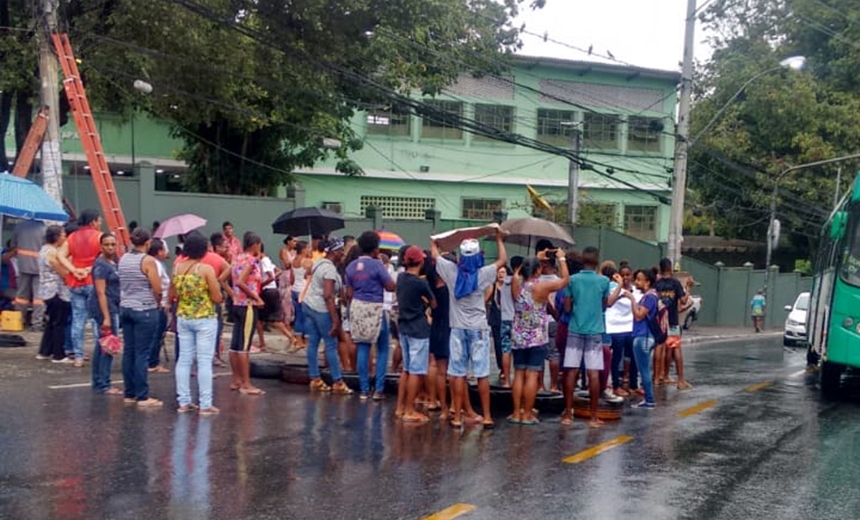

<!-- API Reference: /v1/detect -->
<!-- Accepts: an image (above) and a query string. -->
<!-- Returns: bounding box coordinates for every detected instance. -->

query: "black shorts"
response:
[429,325,450,360]
[258,288,282,323]
[230,305,257,352]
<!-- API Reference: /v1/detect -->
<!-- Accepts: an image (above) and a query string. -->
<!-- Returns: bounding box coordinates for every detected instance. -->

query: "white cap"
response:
[459,239,480,257]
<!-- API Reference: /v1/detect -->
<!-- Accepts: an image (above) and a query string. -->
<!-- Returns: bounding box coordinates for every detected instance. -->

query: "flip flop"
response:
[506,416,522,425]
[449,419,463,428]
[482,420,496,429]
[402,414,430,424]
[520,418,539,426]
[239,387,266,396]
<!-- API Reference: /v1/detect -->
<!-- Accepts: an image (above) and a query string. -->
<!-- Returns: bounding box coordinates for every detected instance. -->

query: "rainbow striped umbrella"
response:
[377,230,406,251]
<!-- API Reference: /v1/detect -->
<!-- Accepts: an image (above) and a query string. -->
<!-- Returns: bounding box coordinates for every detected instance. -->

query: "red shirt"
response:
[174,252,229,275]
[65,227,101,288]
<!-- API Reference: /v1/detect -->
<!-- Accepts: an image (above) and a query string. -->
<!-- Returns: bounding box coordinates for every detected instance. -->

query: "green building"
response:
[5,55,678,242]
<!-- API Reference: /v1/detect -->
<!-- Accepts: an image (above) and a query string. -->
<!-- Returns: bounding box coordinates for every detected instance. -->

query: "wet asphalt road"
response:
[1,337,859,520]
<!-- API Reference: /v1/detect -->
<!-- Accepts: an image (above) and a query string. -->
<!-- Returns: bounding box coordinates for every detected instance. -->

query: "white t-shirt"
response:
[538,273,560,323]
[605,282,639,334]
[156,260,170,309]
[260,255,277,290]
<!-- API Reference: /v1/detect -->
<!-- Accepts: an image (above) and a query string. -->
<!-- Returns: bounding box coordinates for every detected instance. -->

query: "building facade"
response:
[296,56,679,242]
[4,55,678,242]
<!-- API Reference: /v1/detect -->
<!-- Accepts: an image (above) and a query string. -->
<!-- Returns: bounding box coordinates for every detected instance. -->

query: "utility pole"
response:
[567,123,582,226]
[834,166,842,209]
[668,0,697,270]
[37,0,63,205]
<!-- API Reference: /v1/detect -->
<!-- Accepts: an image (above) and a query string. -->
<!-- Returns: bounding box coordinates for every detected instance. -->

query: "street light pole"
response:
[667,0,697,271]
[764,153,860,294]
[568,125,582,227]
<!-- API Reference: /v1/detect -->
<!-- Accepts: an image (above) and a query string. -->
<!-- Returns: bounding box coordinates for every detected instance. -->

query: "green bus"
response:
[808,175,860,398]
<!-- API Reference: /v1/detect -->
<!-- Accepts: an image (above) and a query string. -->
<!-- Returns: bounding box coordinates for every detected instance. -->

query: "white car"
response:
[680,294,703,330]
[783,292,809,346]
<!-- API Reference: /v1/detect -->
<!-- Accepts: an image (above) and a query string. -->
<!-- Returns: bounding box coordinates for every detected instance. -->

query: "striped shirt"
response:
[119,251,158,311]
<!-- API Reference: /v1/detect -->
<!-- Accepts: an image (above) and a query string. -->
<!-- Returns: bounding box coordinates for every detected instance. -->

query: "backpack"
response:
[645,290,669,345]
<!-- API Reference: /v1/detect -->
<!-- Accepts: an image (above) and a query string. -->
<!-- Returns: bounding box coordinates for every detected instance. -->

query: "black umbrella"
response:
[271,207,345,236]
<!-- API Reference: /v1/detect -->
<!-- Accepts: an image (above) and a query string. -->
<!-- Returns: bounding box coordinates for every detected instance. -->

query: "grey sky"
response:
[515,0,714,71]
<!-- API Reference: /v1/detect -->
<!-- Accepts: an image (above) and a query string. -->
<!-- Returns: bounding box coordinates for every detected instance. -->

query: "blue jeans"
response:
[356,315,390,393]
[176,316,218,409]
[91,311,119,393]
[69,285,96,361]
[447,328,491,378]
[149,309,168,368]
[121,308,159,401]
[632,334,656,404]
[292,291,305,336]
[302,304,342,382]
[610,332,633,390]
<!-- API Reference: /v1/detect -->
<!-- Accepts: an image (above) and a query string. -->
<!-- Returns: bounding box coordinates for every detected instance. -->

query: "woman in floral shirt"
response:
[507,250,568,425]
[228,231,265,395]
[171,231,224,414]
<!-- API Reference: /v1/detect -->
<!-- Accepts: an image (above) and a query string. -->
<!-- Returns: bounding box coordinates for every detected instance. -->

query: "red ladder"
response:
[11,107,50,178]
[51,32,130,252]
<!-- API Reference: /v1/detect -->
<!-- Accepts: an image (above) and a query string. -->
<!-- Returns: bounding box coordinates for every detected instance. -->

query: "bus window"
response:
[840,212,860,287]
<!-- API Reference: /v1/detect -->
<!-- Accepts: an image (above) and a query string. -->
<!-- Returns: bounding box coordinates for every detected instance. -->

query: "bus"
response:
[808,174,860,398]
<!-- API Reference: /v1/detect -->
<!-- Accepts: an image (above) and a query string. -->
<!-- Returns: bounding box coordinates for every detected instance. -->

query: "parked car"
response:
[680,294,703,330]
[783,291,810,346]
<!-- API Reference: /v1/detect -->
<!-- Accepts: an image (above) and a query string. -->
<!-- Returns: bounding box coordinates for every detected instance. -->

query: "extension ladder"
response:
[11,107,50,178]
[51,32,130,252]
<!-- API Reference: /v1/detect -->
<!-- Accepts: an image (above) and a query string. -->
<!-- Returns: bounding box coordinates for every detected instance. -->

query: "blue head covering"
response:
[454,253,485,299]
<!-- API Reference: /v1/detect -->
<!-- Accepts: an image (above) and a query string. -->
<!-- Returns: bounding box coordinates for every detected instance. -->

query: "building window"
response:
[583,113,619,149]
[360,196,435,220]
[580,202,618,229]
[462,198,504,220]
[624,205,657,240]
[537,109,576,147]
[365,106,411,137]
[627,116,662,152]
[421,100,463,140]
[473,104,514,142]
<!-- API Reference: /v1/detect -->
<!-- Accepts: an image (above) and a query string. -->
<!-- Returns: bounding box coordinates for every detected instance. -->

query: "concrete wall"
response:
[61,170,808,328]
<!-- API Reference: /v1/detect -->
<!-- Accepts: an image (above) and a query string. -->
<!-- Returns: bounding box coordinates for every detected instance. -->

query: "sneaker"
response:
[633,401,656,409]
[51,357,75,364]
[372,391,385,401]
[602,389,624,403]
[35,354,50,361]
[359,393,370,401]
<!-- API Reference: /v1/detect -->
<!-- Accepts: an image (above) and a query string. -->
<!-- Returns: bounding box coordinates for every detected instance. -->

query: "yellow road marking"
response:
[420,504,476,520]
[677,399,718,418]
[562,435,634,464]
[744,381,774,393]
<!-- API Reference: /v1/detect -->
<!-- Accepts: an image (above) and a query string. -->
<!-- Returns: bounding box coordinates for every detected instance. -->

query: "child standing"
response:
[394,246,436,422]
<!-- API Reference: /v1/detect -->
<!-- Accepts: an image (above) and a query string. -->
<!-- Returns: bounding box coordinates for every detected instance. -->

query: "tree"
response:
[689,0,860,262]
[49,0,543,195]
[0,0,38,171]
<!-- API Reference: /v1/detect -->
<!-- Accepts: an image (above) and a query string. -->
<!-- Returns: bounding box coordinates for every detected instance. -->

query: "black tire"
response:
[821,361,842,400]
[0,334,27,347]
[249,358,285,380]
[783,337,793,347]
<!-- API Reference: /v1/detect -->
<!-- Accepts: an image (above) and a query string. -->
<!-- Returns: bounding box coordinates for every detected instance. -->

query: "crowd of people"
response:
[5,210,697,425]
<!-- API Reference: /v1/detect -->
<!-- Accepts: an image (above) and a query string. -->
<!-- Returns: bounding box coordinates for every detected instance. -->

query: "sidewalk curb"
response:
[685,331,782,345]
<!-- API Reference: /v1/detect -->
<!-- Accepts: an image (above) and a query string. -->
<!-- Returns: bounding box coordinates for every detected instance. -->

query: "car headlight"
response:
[787,319,803,326]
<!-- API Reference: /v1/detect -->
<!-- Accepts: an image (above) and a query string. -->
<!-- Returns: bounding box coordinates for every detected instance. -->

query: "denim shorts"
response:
[400,334,430,375]
[447,328,490,378]
[564,332,604,370]
[500,321,512,354]
[513,345,547,371]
